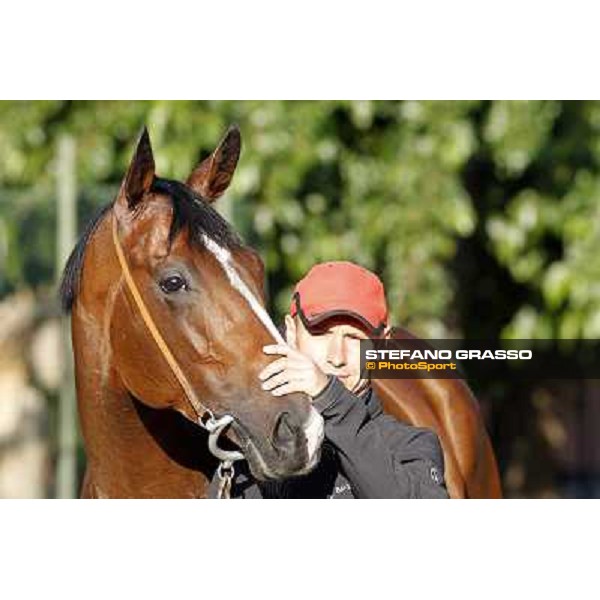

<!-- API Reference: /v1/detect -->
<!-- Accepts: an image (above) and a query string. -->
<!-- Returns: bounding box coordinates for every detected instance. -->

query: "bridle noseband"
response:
[111,214,243,497]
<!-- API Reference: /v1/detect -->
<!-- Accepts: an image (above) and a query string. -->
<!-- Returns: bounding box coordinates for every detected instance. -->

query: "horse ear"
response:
[118,127,155,210]
[186,125,241,202]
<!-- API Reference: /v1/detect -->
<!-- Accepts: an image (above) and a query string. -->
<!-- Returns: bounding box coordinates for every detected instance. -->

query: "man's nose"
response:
[327,333,346,367]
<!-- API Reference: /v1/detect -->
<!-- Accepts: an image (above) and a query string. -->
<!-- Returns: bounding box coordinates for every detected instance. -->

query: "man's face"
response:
[285,314,371,393]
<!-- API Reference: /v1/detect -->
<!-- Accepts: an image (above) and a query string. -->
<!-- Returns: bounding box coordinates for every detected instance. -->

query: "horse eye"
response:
[159,274,188,294]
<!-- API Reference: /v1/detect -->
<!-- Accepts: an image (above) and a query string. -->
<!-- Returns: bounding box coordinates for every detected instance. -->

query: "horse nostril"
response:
[273,411,297,453]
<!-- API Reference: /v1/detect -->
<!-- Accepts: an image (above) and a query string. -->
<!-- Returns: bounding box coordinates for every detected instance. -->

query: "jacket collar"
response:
[360,385,384,419]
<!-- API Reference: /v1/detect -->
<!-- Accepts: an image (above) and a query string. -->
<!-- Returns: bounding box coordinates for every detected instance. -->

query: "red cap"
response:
[289,261,388,335]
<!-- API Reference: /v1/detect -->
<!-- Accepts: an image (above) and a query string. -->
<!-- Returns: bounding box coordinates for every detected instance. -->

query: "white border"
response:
[0,501,596,599]
[2,2,598,597]
[2,1,600,99]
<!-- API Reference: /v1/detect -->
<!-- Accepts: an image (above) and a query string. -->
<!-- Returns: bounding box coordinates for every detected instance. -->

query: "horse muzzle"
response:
[234,406,324,481]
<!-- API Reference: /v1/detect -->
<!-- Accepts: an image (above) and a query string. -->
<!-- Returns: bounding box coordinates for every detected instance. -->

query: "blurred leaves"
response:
[484,101,560,176]
[1,101,600,341]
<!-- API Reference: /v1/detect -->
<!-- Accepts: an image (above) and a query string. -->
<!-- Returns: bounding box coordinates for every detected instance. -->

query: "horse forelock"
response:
[58,176,244,314]
[151,177,243,252]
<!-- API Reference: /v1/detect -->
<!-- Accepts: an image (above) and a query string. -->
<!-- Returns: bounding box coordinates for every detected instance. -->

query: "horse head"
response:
[65,126,323,487]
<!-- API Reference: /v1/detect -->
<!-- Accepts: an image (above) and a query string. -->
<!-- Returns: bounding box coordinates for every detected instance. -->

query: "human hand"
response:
[259,344,329,398]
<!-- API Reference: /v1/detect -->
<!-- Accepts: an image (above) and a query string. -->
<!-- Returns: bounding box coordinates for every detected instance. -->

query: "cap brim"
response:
[302,309,383,336]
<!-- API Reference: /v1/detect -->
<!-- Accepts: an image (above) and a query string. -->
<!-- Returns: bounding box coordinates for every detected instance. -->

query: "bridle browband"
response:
[111,213,243,497]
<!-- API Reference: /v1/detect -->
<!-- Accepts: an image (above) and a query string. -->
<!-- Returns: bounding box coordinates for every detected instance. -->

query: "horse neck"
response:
[72,215,215,498]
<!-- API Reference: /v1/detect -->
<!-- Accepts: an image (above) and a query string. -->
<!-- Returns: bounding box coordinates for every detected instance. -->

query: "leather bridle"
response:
[111,214,243,497]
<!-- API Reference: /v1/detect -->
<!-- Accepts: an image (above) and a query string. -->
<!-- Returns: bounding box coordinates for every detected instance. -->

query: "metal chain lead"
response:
[216,460,236,499]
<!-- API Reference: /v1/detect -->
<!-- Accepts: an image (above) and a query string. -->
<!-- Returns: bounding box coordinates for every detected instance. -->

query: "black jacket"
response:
[209,375,449,499]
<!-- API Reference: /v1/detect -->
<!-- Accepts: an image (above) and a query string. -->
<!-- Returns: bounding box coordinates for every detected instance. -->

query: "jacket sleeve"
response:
[312,376,449,499]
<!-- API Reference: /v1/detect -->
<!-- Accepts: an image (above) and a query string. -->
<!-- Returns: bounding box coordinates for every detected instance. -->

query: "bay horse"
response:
[374,328,502,498]
[61,125,500,499]
[60,126,324,498]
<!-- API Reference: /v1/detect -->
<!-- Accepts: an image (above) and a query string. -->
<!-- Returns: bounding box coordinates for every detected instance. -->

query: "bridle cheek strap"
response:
[112,216,204,418]
[111,215,243,495]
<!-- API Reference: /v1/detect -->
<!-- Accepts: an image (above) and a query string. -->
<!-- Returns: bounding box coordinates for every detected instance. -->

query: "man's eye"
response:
[159,274,188,294]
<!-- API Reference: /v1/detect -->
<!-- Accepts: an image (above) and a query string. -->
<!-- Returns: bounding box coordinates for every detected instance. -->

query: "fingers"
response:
[258,357,287,382]
[268,381,306,397]
[259,345,312,380]
[261,370,304,392]
[262,344,290,356]
[260,344,326,397]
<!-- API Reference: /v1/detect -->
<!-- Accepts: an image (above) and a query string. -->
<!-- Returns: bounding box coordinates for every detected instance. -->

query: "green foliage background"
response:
[2,100,599,496]
[2,100,599,339]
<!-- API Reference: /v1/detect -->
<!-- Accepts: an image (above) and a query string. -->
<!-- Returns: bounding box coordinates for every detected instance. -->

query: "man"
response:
[210,261,449,499]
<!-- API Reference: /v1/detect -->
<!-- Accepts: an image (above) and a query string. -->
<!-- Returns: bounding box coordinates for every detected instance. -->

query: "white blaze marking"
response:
[304,408,325,465]
[203,235,325,469]
[201,234,286,345]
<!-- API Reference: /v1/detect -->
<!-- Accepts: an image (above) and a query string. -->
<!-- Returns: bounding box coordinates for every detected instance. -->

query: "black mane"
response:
[58,177,243,312]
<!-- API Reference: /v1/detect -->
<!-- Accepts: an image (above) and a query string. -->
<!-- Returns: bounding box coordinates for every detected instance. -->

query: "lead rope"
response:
[111,215,243,498]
